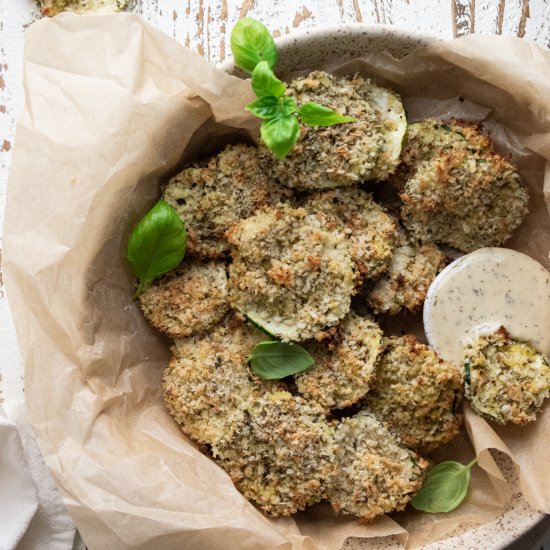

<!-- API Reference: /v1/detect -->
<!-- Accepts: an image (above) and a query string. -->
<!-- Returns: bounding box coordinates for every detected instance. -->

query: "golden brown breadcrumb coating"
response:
[39,0,125,16]
[163,318,282,446]
[367,335,463,452]
[227,204,355,342]
[138,260,228,337]
[328,412,429,521]
[260,72,405,189]
[366,226,446,315]
[400,149,528,252]
[295,313,384,411]
[213,391,336,517]
[304,187,396,284]
[163,143,292,258]
[391,118,492,189]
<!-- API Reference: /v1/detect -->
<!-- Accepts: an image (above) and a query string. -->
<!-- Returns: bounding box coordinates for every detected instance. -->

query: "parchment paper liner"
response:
[4,13,550,550]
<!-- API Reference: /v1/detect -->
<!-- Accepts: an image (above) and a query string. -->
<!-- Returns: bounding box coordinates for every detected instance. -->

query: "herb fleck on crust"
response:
[464,327,550,425]
[138,260,229,337]
[163,144,291,258]
[329,412,429,521]
[213,391,336,517]
[295,313,384,411]
[367,335,463,453]
[227,204,355,342]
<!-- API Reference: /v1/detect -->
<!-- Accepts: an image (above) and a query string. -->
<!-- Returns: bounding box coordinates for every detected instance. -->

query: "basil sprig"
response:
[411,459,477,513]
[127,199,187,297]
[230,18,355,160]
[248,341,315,379]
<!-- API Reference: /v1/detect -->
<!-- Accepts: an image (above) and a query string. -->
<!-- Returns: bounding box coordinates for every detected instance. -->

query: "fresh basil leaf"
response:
[246,96,280,119]
[251,61,286,98]
[260,114,300,160]
[279,97,298,116]
[411,459,477,513]
[127,199,187,297]
[248,341,315,379]
[230,18,277,74]
[297,102,356,126]
[246,96,297,119]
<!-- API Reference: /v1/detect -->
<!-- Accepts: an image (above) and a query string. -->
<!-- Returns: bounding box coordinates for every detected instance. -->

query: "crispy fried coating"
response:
[391,118,492,189]
[367,335,463,452]
[464,327,550,425]
[400,149,528,252]
[163,144,291,258]
[213,392,336,517]
[163,318,281,446]
[138,260,228,337]
[366,226,446,315]
[295,313,384,411]
[260,72,405,189]
[227,204,355,342]
[394,119,528,252]
[329,412,429,521]
[304,187,396,283]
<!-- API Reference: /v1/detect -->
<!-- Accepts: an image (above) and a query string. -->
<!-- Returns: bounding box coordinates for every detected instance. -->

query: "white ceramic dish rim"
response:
[217,22,548,550]
[218,22,438,73]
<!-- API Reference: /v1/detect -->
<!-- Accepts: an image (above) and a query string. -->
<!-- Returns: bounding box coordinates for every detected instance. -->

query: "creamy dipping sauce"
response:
[423,248,550,366]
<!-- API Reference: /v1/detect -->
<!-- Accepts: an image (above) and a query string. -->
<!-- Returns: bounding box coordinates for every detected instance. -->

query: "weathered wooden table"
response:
[1,1,550,549]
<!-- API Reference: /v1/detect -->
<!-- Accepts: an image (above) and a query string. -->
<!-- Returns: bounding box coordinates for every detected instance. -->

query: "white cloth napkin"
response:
[0,403,79,550]
[0,403,38,550]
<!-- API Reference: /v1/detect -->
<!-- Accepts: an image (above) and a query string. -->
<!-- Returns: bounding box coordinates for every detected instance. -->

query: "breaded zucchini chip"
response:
[304,187,396,283]
[367,335,463,452]
[138,260,228,337]
[295,313,384,411]
[213,392,336,516]
[391,119,492,190]
[163,144,291,258]
[227,204,355,342]
[366,227,446,315]
[399,150,528,252]
[329,412,429,521]
[464,327,550,425]
[261,72,406,189]
[163,319,280,446]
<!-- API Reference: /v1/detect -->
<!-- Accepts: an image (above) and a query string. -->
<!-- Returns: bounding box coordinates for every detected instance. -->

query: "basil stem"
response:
[411,458,477,513]
[248,340,315,379]
[127,199,187,298]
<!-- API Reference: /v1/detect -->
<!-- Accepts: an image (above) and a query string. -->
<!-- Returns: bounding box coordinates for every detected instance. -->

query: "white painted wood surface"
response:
[1,1,550,548]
